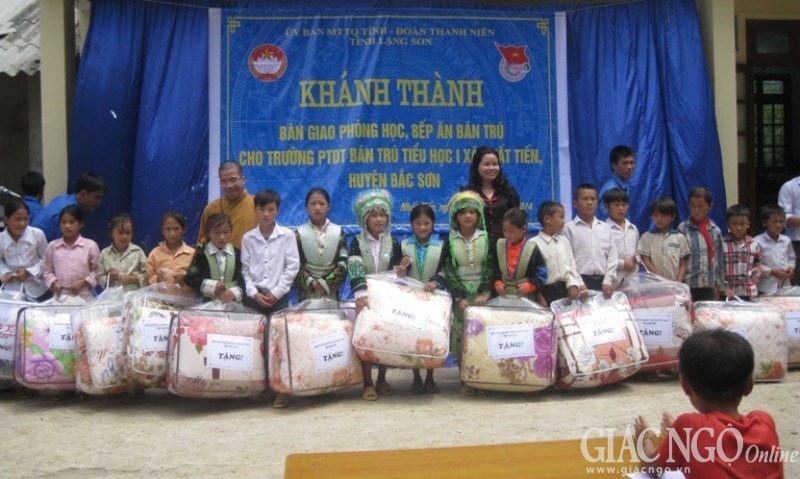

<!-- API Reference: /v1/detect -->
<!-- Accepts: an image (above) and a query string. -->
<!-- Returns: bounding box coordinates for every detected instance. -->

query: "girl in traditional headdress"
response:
[348,189,405,401]
[295,188,348,300]
[443,190,495,395]
[400,203,446,394]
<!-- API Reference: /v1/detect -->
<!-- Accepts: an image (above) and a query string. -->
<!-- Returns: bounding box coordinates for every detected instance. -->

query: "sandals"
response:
[273,393,291,409]
[362,386,378,401]
[375,381,395,396]
[460,383,477,396]
[423,379,438,394]
[411,378,425,395]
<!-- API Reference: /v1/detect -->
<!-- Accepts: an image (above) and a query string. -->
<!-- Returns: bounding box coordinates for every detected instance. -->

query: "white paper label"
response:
[577,314,627,346]
[786,312,800,340]
[206,334,253,371]
[49,314,75,350]
[141,308,172,352]
[487,324,535,359]
[111,323,125,346]
[633,312,673,346]
[311,332,351,373]
[383,304,428,331]
[0,323,15,360]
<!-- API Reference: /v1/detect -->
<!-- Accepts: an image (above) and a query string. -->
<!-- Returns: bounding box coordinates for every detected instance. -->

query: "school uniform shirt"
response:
[146,241,195,285]
[563,217,617,286]
[197,190,258,249]
[0,226,49,298]
[31,194,79,241]
[755,232,796,294]
[636,229,691,282]
[97,244,148,292]
[607,218,640,287]
[241,224,300,301]
[722,234,762,298]
[43,235,100,301]
[677,218,724,290]
[778,176,800,241]
[531,231,582,289]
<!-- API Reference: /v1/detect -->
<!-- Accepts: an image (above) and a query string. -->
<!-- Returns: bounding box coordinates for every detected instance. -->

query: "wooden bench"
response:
[285,436,641,478]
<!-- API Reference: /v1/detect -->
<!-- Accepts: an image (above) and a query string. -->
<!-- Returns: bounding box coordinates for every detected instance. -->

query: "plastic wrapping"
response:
[694,300,787,381]
[352,273,452,368]
[552,292,648,389]
[71,287,130,394]
[461,296,556,392]
[269,299,363,396]
[619,273,692,372]
[757,287,800,367]
[121,283,200,389]
[14,302,87,390]
[166,303,267,398]
[0,290,37,386]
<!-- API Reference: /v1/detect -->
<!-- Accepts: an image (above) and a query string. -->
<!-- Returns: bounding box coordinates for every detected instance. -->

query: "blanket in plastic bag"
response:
[757,287,800,367]
[619,273,692,372]
[352,274,452,368]
[461,296,556,392]
[552,292,648,389]
[0,290,36,386]
[694,300,787,381]
[269,299,362,396]
[167,302,267,398]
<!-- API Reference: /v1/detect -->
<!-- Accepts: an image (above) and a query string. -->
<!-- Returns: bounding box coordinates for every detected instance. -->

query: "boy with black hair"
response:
[564,183,617,296]
[677,187,724,301]
[634,329,783,478]
[603,188,639,288]
[755,204,795,295]
[20,171,45,222]
[531,201,583,305]
[637,197,690,282]
[32,172,108,241]
[721,204,762,301]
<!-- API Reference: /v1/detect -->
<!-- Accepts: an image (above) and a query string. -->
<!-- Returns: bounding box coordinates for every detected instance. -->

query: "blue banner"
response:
[218,9,559,228]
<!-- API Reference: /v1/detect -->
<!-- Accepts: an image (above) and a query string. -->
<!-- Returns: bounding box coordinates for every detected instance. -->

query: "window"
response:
[754,75,790,168]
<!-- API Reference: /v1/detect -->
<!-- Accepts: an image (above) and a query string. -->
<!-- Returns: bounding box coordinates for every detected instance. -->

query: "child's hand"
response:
[423,282,436,293]
[1,272,16,283]
[312,280,326,295]
[15,268,30,281]
[474,294,489,306]
[633,415,649,438]
[579,285,590,300]
[567,285,579,300]
[219,290,235,303]
[173,273,185,285]
[724,288,734,300]
[51,281,62,296]
[457,298,469,311]
[496,284,506,297]
[214,281,226,294]
[254,292,271,308]
[602,284,614,298]
[355,297,369,315]
[69,279,87,295]
[772,268,791,281]
[623,258,637,272]
[660,412,674,433]
[108,268,120,282]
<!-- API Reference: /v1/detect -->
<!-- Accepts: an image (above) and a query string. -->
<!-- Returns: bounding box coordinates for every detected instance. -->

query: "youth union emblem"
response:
[248,44,287,82]
[494,42,530,82]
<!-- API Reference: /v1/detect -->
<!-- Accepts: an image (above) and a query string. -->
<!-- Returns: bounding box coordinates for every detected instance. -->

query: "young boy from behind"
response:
[603,188,639,288]
[722,204,762,301]
[755,204,795,295]
[637,197,690,282]
[563,184,617,296]
[531,201,583,306]
[677,187,724,301]
[634,329,783,478]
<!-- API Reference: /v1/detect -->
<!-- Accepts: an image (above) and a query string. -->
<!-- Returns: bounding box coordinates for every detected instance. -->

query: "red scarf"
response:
[690,217,714,269]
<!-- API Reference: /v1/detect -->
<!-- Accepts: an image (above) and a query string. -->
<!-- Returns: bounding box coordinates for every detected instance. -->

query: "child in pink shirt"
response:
[43,205,100,301]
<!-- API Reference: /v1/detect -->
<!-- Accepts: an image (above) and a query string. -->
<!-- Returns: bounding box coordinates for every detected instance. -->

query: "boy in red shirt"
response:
[634,329,783,478]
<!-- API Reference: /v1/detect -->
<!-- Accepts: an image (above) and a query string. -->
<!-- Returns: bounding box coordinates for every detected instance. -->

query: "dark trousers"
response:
[542,281,568,306]
[793,241,800,285]
[580,274,604,292]
[244,294,289,318]
[690,287,715,302]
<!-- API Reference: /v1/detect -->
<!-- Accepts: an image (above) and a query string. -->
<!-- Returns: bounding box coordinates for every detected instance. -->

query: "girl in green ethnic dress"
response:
[400,204,446,394]
[347,189,404,401]
[295,188,348,300]
[443,191,495,395]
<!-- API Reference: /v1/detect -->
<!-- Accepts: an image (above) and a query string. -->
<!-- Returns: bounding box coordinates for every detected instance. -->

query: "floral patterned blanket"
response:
[694,301,787,381]
[460,304,556,392]
[0,298,35,383]
[269,309,362,396]
[552,292,647,389]
[14,306,80,390]
[756,295,800,367]
[167,311,267,398]
[352,276,452,368]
